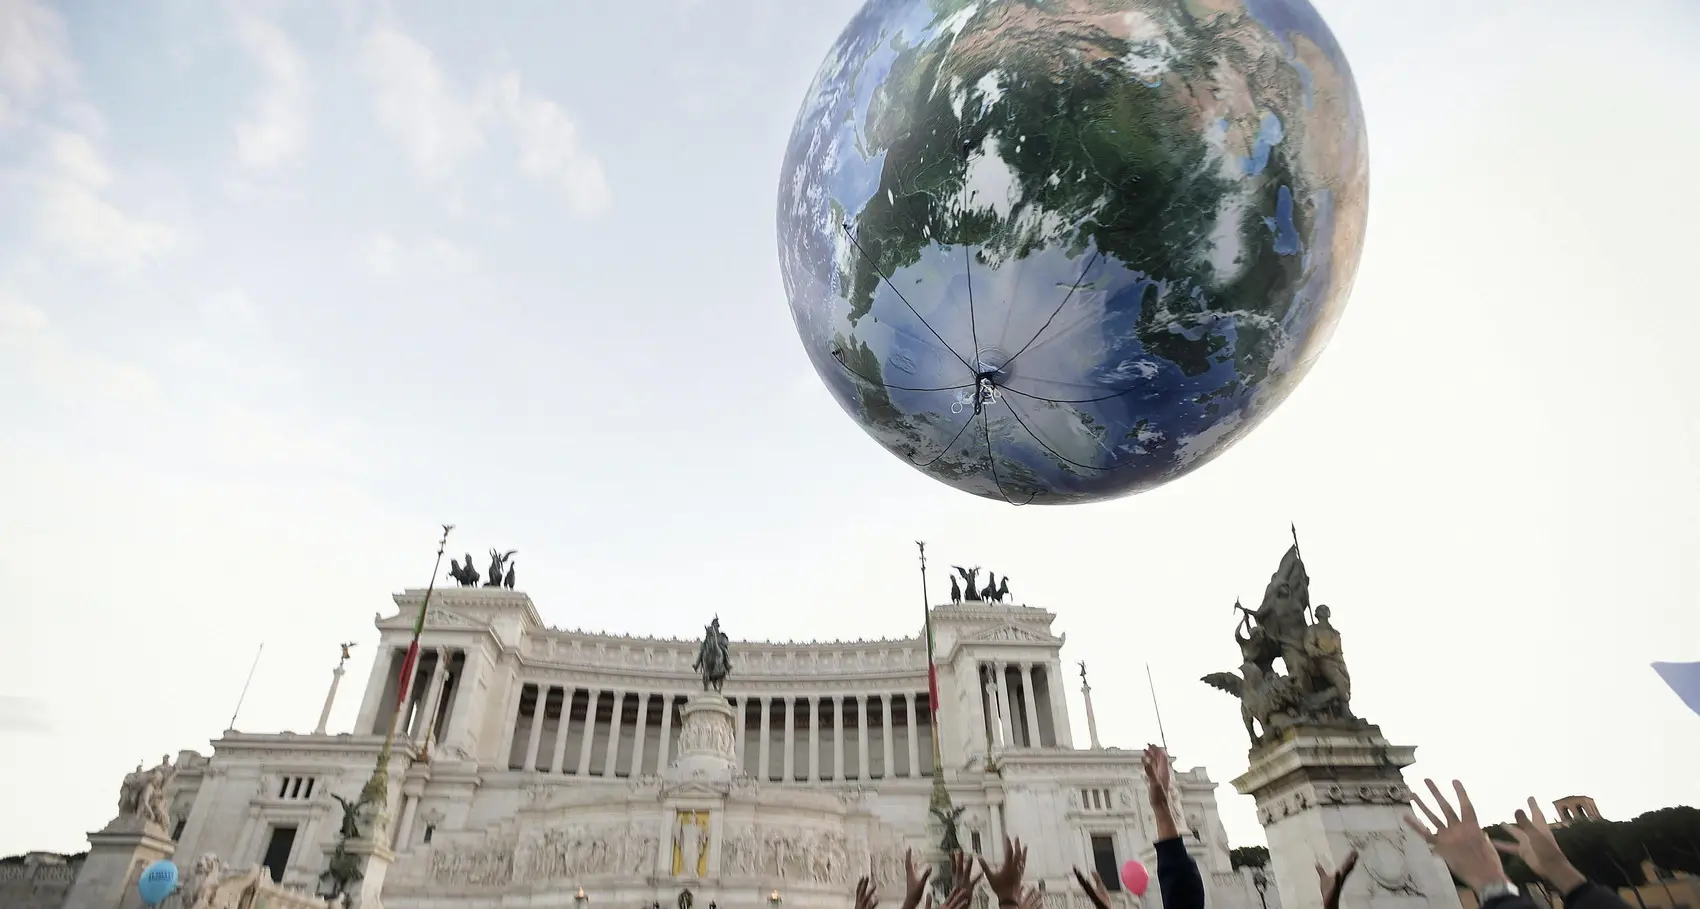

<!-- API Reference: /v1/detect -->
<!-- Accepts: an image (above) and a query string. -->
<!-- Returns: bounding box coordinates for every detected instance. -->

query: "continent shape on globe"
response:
[778,0,1368,505]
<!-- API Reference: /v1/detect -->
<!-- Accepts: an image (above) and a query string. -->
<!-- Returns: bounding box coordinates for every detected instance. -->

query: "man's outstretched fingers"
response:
[1425,779,1459,825]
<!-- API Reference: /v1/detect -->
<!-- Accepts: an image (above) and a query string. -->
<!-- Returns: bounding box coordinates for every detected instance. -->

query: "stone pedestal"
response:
[61,818,176,909]
[320,837,395,909]
[672,692,738,779]
[1231,726,1460,909]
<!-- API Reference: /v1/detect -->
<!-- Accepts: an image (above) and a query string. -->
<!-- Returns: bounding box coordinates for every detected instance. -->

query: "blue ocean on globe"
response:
[778,0,1368,504]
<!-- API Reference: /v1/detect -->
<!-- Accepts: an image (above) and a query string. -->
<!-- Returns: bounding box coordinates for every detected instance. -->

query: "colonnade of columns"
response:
[369,646,468,752]
[978,660,1061,750]
[502,687,936,781]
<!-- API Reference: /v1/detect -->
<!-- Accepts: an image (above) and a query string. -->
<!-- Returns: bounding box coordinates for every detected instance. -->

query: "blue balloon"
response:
[138,859,178,906]
[778,0,1367,504]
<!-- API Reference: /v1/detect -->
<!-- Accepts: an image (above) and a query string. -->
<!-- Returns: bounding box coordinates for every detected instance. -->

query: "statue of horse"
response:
[692,617,731,692]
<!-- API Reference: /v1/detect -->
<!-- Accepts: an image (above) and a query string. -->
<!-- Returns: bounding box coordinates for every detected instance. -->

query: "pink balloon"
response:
[1120,859,1150,896]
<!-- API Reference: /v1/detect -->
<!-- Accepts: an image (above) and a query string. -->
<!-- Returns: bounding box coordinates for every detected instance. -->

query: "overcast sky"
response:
[2,0,1696,859]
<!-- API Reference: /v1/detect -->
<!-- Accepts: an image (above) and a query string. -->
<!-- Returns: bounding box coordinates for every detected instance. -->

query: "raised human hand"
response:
[857,877,880,909]
[1143,745,1179,840]
[935,883,974,909]
[1072,867,1112,909]
[978,837,1028,907]
[949,851,981,899]
[1496,798,1586,893]
[1315,849,1358,909]
[901,850,933,909]
[1407,779,1510,895]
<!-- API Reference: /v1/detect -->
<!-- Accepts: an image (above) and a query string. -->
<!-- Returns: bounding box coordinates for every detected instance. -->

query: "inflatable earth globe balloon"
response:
[778,0,1367,504]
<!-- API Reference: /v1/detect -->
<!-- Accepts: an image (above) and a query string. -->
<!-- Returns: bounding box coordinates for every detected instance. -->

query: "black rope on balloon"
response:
[998,381,1144,406]
[981,408,1038,506]
[911,408,978,469]
[839,223,975,373]
[1002,393,1142,473]
[999,249,1102,374]
[960,136,983,375]
[828,347,975,393]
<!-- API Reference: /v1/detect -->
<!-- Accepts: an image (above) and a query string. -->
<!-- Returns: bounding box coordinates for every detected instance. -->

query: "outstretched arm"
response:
[1146,746,1205,909]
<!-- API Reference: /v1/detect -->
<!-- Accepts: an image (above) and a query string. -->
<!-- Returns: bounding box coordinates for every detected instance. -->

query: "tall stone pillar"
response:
[1081,678,1101,749]
[904,695,922,778]
[602,691,626,778]
[1018,663,1042,748]
[994,663,1015,747]
[833,695,847,780]
[782,697,797,781]
[808,697,821,781]
[1232,726,1462,909]
[316,663,347,735]
[758,696,772,779]
[61,817,175,909]
[577,690,601,775]
[657,694,676,772]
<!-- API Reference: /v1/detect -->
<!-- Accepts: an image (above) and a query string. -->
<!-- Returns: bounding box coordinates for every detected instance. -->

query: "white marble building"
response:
[158,589,1254,909]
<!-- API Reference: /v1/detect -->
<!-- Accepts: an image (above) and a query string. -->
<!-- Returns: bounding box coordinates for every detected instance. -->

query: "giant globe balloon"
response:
[778,0,1367,504]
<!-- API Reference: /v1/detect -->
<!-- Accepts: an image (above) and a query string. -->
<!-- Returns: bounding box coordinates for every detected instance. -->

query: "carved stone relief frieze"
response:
[422,821,660,887]
[719,824,889,888]
[1255,781,1410,825]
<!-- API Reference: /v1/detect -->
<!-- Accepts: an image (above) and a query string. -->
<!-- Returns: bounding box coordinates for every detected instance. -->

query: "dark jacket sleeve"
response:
[1480,895,1540,909]
[1561,881,1635,909]
[1154,837,1205,909]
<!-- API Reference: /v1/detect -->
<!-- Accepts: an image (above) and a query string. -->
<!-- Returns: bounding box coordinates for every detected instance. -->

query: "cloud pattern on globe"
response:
[779,0,1368,505]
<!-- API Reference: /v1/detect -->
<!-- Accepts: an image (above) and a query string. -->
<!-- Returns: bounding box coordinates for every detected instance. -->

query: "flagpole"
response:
[918,541,949,812]
[227,643,264,732]
[358,524,454,831]
[1146,662,1169,751]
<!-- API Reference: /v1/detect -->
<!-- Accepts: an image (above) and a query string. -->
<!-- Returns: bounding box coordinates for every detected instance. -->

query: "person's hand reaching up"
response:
[978,837,1029,909]
[1407,779,1512,897]
[1316,850,1358,909]
[1495,798,1586,894]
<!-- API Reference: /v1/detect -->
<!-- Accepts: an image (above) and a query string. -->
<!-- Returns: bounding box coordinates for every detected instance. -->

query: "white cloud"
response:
[0,0,74,129]
[361,231,475,281]
[361,23,485,179]
[0,292,159,405]
[32,129,179,269]
[481,72,611,215]
[213,405,364,473]
[232,11,310,170]
[359,19,609,214]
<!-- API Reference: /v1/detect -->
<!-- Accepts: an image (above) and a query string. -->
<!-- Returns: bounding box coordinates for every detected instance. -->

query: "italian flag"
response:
[393,599,431,709]
[924,602,940,721]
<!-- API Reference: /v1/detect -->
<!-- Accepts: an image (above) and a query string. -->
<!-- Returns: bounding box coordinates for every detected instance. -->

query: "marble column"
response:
[393,794,420,851]
[630,693,651,776]
[548,688,574,773]
[315,664,346,735]
[603,691,626,778]
[576,690,601,775]
[984,676,1005,748]
[1019,664,1042,748]
[657,695,675,771]
[732,697,746,771]
[856,696,870,779]
[833,696,846,781]
[880,696,895,778]
[783,697,797,781]
[416,649,451,746]
[808,697,821,782]
[994,664,1016,748]
[500,672,525,762]
[1047,661,1074,748]
[758,696,772,779]
[440,647,487,758]
[1082,679,1101,749]
[905,694,922,778]
[523,684,548,770]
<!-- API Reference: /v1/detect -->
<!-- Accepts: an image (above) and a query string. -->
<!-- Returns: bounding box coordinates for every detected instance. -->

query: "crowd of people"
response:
[851,745,1636,909]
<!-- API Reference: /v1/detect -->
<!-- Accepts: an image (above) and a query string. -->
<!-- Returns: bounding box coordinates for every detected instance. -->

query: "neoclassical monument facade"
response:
[145,589,1253,909]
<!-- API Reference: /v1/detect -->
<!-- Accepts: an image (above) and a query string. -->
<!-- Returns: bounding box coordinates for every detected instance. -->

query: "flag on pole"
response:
[925,616,940,714]
[1652,661,1700,717]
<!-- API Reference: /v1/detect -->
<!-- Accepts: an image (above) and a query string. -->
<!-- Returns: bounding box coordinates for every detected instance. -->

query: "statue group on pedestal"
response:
[693,616,732,692]
[447,548,517,589]
[115,755,177,832]
[1202,540,1357,745]
[949,566,1011,604]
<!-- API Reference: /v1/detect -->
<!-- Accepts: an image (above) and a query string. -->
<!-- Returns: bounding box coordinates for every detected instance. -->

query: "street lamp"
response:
[1252,869,1269,909]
